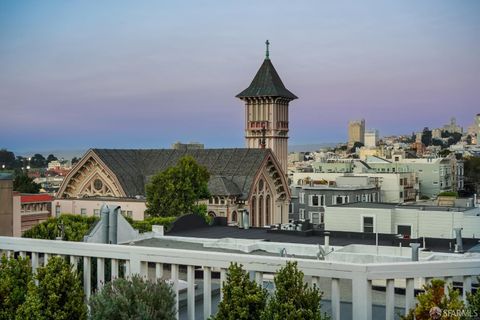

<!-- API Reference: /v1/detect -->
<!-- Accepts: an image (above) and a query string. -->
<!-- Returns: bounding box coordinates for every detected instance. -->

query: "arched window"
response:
[259,195,264,227]
[251,197,256,227]
[208,211,216,218]
[266,195,271,225]
[231,211,237,222]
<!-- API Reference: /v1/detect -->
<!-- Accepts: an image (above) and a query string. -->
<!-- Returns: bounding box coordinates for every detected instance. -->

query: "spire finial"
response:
[265,40,270,59]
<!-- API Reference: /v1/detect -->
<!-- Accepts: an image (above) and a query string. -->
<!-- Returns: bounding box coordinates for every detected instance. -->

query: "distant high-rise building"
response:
[364,129,379,148]
[442,117,463,134]
[237,40,297,174]
[348,119,365,147]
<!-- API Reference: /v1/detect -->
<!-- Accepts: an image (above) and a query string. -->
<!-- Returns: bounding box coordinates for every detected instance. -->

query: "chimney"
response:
[410,243,421,261]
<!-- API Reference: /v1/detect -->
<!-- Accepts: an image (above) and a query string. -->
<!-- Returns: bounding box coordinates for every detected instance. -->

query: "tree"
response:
[46,154,57,163]
[16,256,87,320]
[22,214,98,241]
[212,263,267,320]
[463,157,480,196]
[71,157,80,165]
[465,278,480,319]
[0,149,16,169]
[402,279,464,320]
[29,154,46,168]
[261,261,327,320]
[145,156,210,217]
[13,172,40,193]
[89,275,176,320]
[421,128,432,147]
[0,255,33,320]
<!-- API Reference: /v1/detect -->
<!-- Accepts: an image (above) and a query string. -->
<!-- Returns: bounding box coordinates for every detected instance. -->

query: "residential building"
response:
[237,40,297,174]
[442,117,463,134]
[13,193,52,236]
[348,119,365,147]
[364,129,379,148]
[290,175,380,225]
[325,202,480,239]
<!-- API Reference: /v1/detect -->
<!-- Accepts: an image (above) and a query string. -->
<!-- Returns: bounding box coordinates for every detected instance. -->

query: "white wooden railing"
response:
[0,236,479,320]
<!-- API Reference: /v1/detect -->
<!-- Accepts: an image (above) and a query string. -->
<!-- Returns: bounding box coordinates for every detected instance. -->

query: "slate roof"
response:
[92,148,269,199]
[236,58,297,100]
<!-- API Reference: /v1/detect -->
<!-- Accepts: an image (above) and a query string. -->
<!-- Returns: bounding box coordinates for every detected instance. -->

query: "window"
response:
[336,196,343,204]
[363,216,374,233]
[289,203,294,214]
[94,209,100,216]
[121,210,126,216]
[299,193,305,204]
[310,212,320,224]
[310,195,320,207]
[400,179,403,186]
[433,181,438,185]
[299,209,305,220]
[231,211,237,222]
[397,225,411,237]
[399,191,403,198]
[80,208,87,216]
[55,205,61,217]
[126,211,133,218]
[209,198,213,204]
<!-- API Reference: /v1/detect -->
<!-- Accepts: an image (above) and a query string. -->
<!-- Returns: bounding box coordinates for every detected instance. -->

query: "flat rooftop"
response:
[331,202,475,212]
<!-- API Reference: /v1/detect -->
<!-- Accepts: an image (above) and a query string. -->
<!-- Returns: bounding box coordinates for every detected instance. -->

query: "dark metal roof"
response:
[92,148,269,199]
[236,59,297,100]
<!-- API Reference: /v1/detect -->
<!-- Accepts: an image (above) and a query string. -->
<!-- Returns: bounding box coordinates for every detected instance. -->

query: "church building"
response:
[55,42,296,227]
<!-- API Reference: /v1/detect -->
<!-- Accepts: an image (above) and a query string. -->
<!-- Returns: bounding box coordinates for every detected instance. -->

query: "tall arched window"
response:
[232,211,237,222]
[251,197,256,227]
[259,195,264,227]
[266,195,271,225]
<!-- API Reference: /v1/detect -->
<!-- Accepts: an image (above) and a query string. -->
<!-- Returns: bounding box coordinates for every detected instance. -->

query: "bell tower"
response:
[236,40,297,174]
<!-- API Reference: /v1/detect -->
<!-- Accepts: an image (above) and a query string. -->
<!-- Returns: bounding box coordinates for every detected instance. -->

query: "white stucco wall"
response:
[325,206,480,239]
[53,199,146,220]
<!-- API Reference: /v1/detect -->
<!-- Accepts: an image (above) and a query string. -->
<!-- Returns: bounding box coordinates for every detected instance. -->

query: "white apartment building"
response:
[364,129,379,148]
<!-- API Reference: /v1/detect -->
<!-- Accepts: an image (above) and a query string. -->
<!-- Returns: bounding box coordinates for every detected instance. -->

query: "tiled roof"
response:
[236,59,297,100]
[92,148,269,199]
[21,194,53,203]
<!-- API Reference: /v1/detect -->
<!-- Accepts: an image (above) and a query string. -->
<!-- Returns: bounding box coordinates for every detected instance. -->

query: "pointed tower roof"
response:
[236,41,297,100]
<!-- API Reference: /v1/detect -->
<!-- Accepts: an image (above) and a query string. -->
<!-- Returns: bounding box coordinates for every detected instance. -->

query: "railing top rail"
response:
[1,237,479,280]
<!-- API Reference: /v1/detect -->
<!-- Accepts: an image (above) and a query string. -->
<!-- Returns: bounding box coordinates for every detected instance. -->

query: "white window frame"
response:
[309,211,320,225]
[299,192,305,204]
[360,214,375,233]
[80,208,87,216]
[299,209,305,220]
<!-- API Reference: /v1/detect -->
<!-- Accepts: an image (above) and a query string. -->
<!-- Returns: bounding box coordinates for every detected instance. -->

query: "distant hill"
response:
[15,149,86,160]
[288,143,338,153]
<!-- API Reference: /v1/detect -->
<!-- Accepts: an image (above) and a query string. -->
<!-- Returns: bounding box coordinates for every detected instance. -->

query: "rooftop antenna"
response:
[265,40,270,59]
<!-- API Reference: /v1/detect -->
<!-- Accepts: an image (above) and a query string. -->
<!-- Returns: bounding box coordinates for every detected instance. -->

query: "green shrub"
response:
[89,275,176,320]
[128,216,177,233]
[419,195,430,200]
[465,278,480,319]
[402,279,464,320]
[0,255,32,320]
[16,256,87,320]
[261,261,328,320]
[22,214,98,241]
[438,191,458,197]
[211,263,267,320]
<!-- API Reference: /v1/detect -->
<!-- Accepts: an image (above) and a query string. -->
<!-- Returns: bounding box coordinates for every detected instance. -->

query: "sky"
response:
[1,1,479,154]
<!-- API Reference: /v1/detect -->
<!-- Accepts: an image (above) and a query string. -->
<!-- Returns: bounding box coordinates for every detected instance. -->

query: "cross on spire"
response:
[265,40,270,59]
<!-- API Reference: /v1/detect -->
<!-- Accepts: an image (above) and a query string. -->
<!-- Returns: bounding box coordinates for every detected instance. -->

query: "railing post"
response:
[128,255,141,277]
[83,257,91,300]
[220,268,227,301]
[405,278,415,314]
[171,264,179,319]
[352,274,372,320]
[97,257,105,290]
[140,261,148,279]
[70,255,78,272]
[187,265,195,320]
[255,271,263,286]
[19,251,26,258]
[444,276,453,295]
[44,253,49,265]
[111,259,118,279]
[462,276,472,302]
[331,278,340,320]
[311,276,320,289]
[204,266,212,319]
[155,263,163,280]
[386,279,395,320]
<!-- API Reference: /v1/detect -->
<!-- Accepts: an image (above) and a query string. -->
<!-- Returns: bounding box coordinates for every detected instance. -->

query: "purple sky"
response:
[1,1,479,153]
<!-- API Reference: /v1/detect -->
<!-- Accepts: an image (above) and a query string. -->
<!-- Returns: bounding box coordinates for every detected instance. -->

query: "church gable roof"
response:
[236,58,297,100]
[91,148,270,199]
